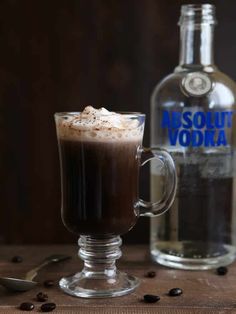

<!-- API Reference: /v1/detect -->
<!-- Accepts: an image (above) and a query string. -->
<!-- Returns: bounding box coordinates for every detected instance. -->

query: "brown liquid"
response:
[58,138,141,235]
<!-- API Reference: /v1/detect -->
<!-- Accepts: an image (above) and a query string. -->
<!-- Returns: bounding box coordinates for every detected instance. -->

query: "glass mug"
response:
[55,110,177,298]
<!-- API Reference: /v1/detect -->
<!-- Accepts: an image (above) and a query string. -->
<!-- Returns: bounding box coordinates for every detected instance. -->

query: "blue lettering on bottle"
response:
[226,111,234,127]
[205,112,214,129]
[204,130,215,147]
[192,130,203,147]
[217,130,227,146]
[215,112,225,128]
[182,111,192,129]
[161,110,171,128]
[168,129,178,146]
[193,112,205,129]
[179,130,191,147]
[172,112,182,128]
[161,110,233,147]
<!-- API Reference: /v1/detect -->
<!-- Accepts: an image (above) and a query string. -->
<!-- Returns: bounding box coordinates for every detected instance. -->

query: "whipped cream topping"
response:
[55,106,144,141]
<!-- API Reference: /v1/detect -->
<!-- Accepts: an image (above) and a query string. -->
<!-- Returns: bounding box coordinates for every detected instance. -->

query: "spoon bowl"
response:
[0,254,71,292]
[0,277,37,292]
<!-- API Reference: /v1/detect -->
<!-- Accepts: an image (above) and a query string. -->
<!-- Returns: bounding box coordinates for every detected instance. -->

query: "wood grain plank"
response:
[0,245,235,313]
[0,308,235,314]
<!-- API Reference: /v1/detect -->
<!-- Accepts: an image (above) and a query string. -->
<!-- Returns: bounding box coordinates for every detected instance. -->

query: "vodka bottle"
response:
[150,4,236,270]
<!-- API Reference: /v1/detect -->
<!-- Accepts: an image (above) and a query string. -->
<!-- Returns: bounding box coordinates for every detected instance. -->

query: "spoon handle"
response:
[24,254,71,281]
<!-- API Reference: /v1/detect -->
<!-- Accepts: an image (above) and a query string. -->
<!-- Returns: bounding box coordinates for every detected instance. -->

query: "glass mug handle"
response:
[139,147,177,217]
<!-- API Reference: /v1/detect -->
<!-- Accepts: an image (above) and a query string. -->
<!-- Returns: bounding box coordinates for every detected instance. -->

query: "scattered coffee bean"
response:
[217,266,228,276]
[12,255,23,263]
[41,302,56,312]
[44,280,55,288]
[168,287,183,297]
[143,294,160,303]
[19,302,34,311]
[146,271,156,278]
[36,292,48,302]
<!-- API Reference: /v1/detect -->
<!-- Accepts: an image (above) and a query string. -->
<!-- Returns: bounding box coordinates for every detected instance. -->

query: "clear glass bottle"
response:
[150,4,236,270]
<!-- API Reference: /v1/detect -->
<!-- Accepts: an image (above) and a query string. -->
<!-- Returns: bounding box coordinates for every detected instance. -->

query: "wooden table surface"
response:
[0,245,235,313]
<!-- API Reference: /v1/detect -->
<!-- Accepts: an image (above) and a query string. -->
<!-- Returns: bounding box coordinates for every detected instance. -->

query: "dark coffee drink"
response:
[56,107,144,236]
[58,138,141,235]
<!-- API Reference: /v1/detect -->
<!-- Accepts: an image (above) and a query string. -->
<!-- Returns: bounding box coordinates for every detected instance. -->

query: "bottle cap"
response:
[178,4,217,26]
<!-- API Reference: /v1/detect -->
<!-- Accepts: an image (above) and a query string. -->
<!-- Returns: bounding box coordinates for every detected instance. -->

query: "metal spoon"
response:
[0,254,71,292]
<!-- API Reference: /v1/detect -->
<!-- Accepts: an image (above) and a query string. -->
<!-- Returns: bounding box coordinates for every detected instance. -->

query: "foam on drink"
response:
[55,106,144,142]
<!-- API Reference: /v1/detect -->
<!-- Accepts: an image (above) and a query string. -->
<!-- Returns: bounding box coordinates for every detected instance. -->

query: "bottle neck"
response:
[179,23,215,68]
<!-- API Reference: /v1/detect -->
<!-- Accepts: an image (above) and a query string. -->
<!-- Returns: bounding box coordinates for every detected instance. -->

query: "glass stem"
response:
[78,235,122,278]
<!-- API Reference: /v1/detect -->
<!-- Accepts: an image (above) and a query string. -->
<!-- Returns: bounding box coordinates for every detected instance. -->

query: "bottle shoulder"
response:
[151,69,236,110]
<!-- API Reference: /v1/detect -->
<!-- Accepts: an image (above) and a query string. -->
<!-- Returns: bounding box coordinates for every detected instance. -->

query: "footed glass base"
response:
[59,270,139,298]
[59,235,139,298]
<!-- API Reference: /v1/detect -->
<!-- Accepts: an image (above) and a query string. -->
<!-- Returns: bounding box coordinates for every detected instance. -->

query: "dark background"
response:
[1,0,235,244]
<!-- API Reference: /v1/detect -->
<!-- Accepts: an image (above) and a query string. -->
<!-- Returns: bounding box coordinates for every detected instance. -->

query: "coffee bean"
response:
[168,287,183,296]
[19,302,34,311]
[41,303,56,312]
[217,266,228,276]
[146,271,156,278]
[143,294,160,303]
[44,280,55,288]
[36,292,48,302]
[12,256,23,263]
